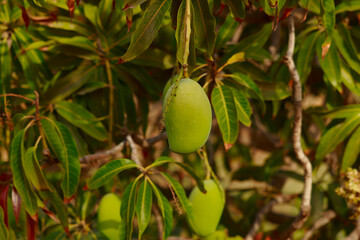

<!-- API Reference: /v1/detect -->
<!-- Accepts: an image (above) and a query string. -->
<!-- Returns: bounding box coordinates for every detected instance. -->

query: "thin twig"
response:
[245,195,294,240]
[282,14,313,239]
[80,141,125,163]
[301,210,336,240]
[131,132,167,148]
[105,59,114,147]
[344,218,360,240]
[0,93,35,103]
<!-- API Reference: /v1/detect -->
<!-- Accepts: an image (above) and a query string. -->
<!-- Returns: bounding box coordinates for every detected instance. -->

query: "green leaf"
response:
[160,172,195,227]
[296,31,321,83]
[192,0,216,58]
[256,81,290,101]
[335,0,360,14]
[99,0,113,27]
[49,36,97,52]
[88,159,138,189]
[231,88,252,127]
[124,0,148,9]
[10,130,38,216]
[136,179,152,239]
[41,186,69,229]
[0,37,11,93]
[211,84,239,147]
[316,33,341,91]
[119,178,140,240]
[315,115,360,166]
[148,180,173,240]
[342,126,360,172]
[214,16,238,50]
[40,119,80,198]
[147,156,206,193]
[24,147,50,191]
[222,52,245,69]
[223,23,272,64]
[131,48,175,69]
[119,0,171,63]
[258,0,286,16]
[333,24,360,75]
[176,0,196,71]
[341,64,360,96]
[321,0,335,38]
[319,104,360,119]
[55,101,108,141]
[44,63,97,103]
[0,206,8,240]
[222,0,245,20]
[44,16,94,36]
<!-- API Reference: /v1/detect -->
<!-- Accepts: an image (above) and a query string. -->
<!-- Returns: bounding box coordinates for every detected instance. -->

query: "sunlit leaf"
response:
[335,0,360,14]
[231,88,252,127]
[24,147,50,191]
[342,126,360,172]
[136,179,152,239]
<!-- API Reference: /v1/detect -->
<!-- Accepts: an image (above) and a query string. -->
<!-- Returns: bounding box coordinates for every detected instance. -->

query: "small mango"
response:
[98,193,122,240]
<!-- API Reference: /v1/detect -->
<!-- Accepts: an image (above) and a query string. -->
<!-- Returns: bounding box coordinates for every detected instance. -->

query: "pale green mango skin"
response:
[189,180,225,237]
[98,193,122,240]
[163,78,212,154]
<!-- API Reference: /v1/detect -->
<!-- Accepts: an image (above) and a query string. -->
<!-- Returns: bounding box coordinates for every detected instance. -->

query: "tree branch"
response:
[282,14,313,239]
[245,195,294,240]
[301,210,336,240]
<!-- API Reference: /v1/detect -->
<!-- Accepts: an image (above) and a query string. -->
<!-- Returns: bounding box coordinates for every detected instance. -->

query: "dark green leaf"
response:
[147,156,206,193]
[40,119,80,198]
[211,84,239,146]
[44,63,96,103]
[0,204,8,240]
[315,116,360,166]
[321,0,335,38]
[119,178,140,240]
[316,33,341,90]
[148,180,173,239]
[124,0,148,9]
[296,31,321,83]
[55,101,108,141]
[10,130,38,216]
[342,126,360,172]
[88,159,138,189]
[136,179,152,239]
[0,37,11,93]
[24,147,50,191]
[222,0,245,20]
[49,36,97,52]
[119,0,171,63]
[257,81,290,101]
[333,24,360,75]
[192,0,216,58]
[214,16,238,50]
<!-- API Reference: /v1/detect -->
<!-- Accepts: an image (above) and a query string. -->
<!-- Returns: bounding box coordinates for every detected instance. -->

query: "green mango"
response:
[189,179,225,237]
[97,193,122,240]
[163,78,212,154]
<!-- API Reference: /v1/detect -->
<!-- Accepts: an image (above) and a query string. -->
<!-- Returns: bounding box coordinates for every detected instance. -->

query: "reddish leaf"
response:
[63,195,75,204]
[83,184,89,191]
[234,17,244,23]
[215,3,226,16]
[301,9,308,23]
[67,0,75,17]
[122,3,130,10]
[19,6,30,28]
[0,186,9,227]
[113,0,116,9]
[322,42,331,59]
[41,207,60,224]
[279,8,294,21]
[76,0,80,5]
[12,187,21,224]
[117,58,125,64]
[26,213,38,240]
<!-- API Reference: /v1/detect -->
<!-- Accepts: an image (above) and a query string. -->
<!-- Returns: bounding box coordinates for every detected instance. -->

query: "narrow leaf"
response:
[214,15,238,50]
[148,180,173,239]
[335,0,360,14]
[342,126,360,172]
[192,0,216,58]
[55,101,108,141]
[319,104,360,119]
[222,0,245,21]
[119,0,171,63]
[0,207,8,240]
[24,147,50,191]
[119,178,140,240]
[40,119,80,197]
[321,0,335,38]
[231,88,252,127]
[10,130,38,216]
[88,159,138,189]
[136,179,152,239]
[211,84,239,149]
[315,115,360,166]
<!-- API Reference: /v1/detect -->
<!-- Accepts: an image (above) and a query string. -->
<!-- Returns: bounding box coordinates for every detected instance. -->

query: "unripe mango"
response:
[163,78,212,154]
[98,193,122,240]
[189,179,225,237]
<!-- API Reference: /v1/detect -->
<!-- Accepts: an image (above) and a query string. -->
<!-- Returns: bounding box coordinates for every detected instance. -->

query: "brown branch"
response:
[131,131,167,148]
[126,134,142,167]
[344,218,360,240]
[0,93,35,103]
[245,195,294,240]
[301,210,336,240]
[282,14,313,239]
[80,141,125,164]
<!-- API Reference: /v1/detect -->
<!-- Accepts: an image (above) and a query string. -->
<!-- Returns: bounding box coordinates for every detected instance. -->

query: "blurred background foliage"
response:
[1,0,360,239]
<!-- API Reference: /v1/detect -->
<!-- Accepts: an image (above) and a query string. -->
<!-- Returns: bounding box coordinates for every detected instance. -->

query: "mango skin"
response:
[163,78,212,154]
[189,180,225,237]
[97,193,122,240]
